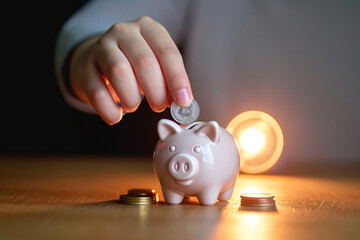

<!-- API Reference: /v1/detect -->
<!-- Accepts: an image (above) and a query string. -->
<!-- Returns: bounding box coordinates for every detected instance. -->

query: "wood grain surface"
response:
[0,155,359,240]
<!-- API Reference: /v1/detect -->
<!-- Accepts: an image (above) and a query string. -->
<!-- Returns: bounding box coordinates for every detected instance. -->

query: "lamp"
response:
[226,111,284,174]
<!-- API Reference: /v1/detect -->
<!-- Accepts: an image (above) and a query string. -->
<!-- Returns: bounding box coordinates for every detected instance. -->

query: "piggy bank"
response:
[153,119,240,206]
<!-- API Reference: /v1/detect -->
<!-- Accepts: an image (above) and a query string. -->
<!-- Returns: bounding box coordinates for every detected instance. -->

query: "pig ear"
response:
[195,121,220,144]
[157,119,182,141]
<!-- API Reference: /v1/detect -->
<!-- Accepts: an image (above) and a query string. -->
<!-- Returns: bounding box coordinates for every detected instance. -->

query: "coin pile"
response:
[170,99,200,125]
[240,193,275,207]
[119,188,158,205]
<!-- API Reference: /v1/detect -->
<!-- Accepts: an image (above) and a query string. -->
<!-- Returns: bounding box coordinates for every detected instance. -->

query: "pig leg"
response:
[197,186,222,206]
[162,187,184,205]
[218,183,235,201]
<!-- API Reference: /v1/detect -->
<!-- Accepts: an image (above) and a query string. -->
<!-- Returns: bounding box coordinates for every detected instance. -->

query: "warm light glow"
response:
[241,186,262,194]
[243,213,259,227]
[240,128,266,153]
[226,110,284,174]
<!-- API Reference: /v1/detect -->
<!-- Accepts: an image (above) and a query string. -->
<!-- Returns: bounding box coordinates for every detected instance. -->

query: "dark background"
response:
[1,1,168,156]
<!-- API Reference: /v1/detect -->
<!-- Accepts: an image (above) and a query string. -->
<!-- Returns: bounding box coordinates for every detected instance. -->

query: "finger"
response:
[139,17,193,107]
[110,23,168,112]
[105,78,121,103]
[165,83,173,108]
[83,65,123,125]
[94,40,142,113]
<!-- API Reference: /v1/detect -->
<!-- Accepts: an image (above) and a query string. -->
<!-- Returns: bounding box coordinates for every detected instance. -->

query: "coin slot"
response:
[187,122,200,129]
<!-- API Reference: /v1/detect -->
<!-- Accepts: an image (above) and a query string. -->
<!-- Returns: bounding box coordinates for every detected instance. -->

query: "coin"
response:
[119,195,156,205]
[240,202,275,207]
[240,193,274,200]
[170,99,200,125]
[119,188,158,205]
[240,193,275,207]
[241,198,275,204]
[128,188,156,196]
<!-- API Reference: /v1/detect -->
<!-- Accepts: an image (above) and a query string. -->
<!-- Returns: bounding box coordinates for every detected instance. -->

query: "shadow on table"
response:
[0,198,229,240]
[72,198,228,240]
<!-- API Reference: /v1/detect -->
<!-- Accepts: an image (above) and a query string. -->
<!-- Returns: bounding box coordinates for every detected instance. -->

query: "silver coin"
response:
[170,99,200,124]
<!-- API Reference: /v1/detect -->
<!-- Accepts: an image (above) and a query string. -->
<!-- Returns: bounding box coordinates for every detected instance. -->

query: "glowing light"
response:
[241,186,262,194]
[240,128,266,153]
[243,213,259,226]
[226,111,284,174]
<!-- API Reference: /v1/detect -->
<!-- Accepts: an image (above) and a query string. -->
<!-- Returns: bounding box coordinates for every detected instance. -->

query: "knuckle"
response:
[110,22,128,33]
[135,52,156,68]
[107,61,129,78]
[137,16,153,24]
[155,22,168,33]
[169,73,186,86]
[159,45,179,56]
[88,88,108,104]
[96,35,107,47]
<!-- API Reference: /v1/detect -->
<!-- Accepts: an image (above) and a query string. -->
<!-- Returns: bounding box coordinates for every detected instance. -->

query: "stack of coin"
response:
[240,193,275,207]
[170,99,200,125]
[119,188,158,205]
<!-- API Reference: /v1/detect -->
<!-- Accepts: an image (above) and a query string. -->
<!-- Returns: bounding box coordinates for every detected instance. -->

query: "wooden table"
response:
[0,155,359,240]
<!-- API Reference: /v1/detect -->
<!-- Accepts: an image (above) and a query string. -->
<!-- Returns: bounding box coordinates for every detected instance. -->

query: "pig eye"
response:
[169,145,176,152]
[193,146,201,153]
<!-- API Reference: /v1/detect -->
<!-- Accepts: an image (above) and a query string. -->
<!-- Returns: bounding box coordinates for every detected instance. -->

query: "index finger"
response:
[139,17,193,108]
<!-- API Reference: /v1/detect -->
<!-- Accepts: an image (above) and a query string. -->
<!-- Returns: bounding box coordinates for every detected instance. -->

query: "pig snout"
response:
[168,153,199,186]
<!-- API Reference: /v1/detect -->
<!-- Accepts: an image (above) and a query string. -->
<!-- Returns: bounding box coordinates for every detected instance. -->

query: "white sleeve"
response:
[54,0,189,114]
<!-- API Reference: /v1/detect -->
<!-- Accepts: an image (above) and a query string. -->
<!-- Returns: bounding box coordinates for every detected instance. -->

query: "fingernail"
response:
[175,88,192,107]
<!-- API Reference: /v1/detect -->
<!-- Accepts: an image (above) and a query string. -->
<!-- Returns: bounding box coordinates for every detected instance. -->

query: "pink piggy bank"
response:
[153,119,240,206]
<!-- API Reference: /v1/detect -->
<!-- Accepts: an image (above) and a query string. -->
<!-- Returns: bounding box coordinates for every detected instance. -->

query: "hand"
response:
[69,16,193,125]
